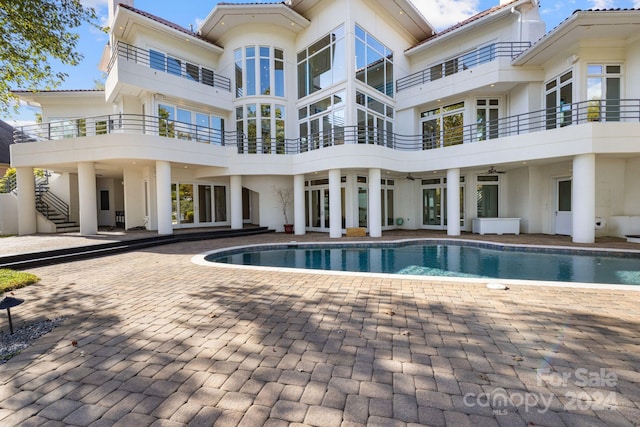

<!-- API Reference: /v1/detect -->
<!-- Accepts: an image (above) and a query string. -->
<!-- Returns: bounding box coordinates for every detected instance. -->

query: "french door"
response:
[172,183,227,227]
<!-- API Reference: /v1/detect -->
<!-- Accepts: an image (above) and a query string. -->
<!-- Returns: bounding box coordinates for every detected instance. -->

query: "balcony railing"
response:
[396,42,532,92]
[107,41,232,92]
[13,99,640,154]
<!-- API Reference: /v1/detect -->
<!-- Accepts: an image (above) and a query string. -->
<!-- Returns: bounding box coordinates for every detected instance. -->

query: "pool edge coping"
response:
[190,237,640,292]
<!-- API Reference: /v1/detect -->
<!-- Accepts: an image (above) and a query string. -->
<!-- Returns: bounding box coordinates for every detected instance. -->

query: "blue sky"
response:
[5,0,636,124]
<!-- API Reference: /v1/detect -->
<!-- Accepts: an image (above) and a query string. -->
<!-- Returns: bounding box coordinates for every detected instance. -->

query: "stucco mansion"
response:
[4,0,640,244]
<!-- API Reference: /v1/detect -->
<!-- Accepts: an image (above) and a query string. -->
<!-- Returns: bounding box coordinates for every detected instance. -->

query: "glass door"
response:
[198,185,212,224]
[555,178,572,235]
[172,183,228,227]
[423,188,442,227]
[308,188,330,231]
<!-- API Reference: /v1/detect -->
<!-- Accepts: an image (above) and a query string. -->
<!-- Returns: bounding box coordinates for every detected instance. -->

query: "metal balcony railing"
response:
[0,172,17,194]
[396,42,532,92]
[13,99,640,153]
[107,41,232,92]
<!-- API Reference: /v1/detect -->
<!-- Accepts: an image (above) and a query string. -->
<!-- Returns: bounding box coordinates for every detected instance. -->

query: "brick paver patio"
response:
[0,231,639,426]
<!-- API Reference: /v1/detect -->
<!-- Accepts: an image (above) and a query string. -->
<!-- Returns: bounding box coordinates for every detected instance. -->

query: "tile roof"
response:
[118,4,217,45]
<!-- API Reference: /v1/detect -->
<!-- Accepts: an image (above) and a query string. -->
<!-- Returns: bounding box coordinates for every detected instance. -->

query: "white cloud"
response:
[195,17,205,31]
[589,0,615,8]
[410,0,481,30]
[81,0,109,10]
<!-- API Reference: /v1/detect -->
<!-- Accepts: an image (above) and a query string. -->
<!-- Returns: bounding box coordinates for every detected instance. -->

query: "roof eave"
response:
[198,3,311,42]
[512,9,640,65]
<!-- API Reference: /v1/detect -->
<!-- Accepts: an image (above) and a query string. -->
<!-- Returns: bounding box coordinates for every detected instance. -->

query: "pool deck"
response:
[0,229,639,426]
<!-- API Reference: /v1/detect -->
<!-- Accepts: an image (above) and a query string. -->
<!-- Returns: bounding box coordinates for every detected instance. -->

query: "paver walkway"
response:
[0,232,639,426]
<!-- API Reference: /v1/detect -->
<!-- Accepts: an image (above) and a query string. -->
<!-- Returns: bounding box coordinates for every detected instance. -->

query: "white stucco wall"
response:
[0,193,18,235]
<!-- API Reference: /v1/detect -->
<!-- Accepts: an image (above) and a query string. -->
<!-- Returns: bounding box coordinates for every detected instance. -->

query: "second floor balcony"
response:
[107,41,232,92]
[13,99,640,155]
[397,42,532,92]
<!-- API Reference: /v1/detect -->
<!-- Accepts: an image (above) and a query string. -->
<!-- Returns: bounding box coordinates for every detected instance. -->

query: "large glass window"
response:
[298,25,345,99]
[298,92,345,151]
[158,104,224,144]
[149,49,215,86]
[237,103,286,153]
[587,64,621,122]
[356,91,393,147]
[355,25,393,97]
[545,71,573,129]
[235,46,285,98]
[420,102,464,149]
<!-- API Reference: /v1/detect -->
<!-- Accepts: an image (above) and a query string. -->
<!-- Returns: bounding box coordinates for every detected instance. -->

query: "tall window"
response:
[235,46,285,98]
[477,175,499,218]
[587,64,621,122]
[476,99,499,141]
[420,102,465,149]
[297,25,345,99]
[356,91,393,146]
[545,71,572,129]
[355,25,393,97]
[299,91,345,151]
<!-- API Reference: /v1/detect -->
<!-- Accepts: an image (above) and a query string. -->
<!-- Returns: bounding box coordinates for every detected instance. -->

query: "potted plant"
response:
[274,186,294,233]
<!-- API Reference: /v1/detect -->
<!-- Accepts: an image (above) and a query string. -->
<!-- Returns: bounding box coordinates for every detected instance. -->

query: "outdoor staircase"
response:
[34,175,80,233]
[2,172,80,232]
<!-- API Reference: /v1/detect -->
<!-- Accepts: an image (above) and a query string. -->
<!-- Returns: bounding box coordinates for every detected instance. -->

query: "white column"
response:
[572,154,595,243]
[293,174,305,235]
[446,168,461,236]
[16,167,37,235]
[155,161,172,235]
[368,168,382,237]
[329,169,342,238]
[230,175,243,230]
[78,162,98,235]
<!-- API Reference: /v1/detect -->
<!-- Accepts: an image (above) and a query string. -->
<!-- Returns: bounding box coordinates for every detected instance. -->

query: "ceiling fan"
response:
[486,166,506,175]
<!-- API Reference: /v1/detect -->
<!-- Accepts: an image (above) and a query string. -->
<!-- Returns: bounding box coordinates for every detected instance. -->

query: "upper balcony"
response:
[105,42,232,108]
[13,99,640,157]
[396,42,532,93]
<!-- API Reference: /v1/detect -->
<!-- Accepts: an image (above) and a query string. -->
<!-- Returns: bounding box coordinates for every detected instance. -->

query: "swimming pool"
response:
[198,240,640,287]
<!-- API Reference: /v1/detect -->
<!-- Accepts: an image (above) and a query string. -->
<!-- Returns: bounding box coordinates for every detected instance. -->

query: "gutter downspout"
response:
[511,6,522,42]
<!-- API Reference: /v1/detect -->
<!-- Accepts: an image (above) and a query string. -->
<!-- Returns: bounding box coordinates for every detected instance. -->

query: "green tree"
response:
[0,0,103,113]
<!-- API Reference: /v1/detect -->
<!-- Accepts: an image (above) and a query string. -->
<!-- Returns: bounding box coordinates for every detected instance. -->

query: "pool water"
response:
[205,242,640,286]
